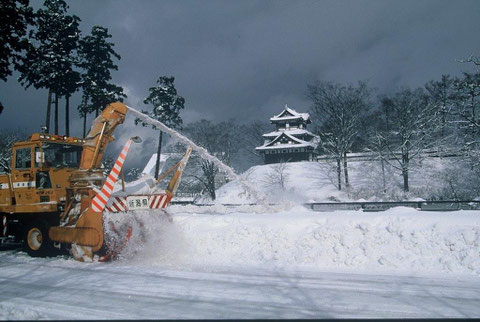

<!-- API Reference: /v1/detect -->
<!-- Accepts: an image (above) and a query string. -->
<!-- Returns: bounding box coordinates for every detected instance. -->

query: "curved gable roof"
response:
[270,105,310,122]
[256,131,319,150]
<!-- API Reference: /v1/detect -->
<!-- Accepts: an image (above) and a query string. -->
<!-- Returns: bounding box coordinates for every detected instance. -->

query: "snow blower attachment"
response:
[97,146,192,262]
[103,146,192,214]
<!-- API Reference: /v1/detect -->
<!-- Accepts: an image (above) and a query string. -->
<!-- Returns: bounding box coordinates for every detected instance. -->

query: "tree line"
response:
[1,0,125,136]
[308,59,480,194]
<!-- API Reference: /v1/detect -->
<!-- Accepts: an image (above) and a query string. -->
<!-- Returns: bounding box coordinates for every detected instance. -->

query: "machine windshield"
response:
[40,143,82,168]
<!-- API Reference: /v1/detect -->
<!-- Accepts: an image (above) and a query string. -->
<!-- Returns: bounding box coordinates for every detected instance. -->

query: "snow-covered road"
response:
[1,251,479,319]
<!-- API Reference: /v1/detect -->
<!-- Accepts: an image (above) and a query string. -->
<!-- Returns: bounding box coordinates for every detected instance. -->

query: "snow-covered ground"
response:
[1,254,479,319]
[214,161,345,203]
[214,158,470,204]
[1,206,480,319]
[2,144,480,319]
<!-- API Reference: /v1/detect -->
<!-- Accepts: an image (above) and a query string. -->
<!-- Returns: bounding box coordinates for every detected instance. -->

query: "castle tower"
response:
[256,105,319,164]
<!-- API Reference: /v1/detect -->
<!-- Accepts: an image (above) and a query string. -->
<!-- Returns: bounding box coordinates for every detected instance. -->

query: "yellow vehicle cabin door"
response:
[11,146,35,208]
[34,146,56,207]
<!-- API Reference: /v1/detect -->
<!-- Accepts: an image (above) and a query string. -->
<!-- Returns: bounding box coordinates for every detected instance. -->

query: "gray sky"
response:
[1,0,479,168]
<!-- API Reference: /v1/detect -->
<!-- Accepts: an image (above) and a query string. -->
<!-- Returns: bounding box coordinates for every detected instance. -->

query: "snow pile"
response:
[118,207,480,276]
[0,303,45,320]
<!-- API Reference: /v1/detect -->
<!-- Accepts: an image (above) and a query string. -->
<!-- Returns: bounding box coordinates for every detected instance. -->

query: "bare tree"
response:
[368,131,390,194]
[375,88,437,192]
[458,55,480,69]
[182,120,236,200]
[262,161,289,191]
[425,75,456,140]
[450,72,480,178]
[453,73,480,149]
[308,81,372,190]
[237,120,271,158]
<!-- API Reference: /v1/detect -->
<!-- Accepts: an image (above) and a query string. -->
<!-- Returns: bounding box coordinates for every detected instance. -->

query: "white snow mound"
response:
[116,206,480,277]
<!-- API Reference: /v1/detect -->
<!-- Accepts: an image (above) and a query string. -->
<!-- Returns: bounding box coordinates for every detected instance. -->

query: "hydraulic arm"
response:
[49,102,128,260]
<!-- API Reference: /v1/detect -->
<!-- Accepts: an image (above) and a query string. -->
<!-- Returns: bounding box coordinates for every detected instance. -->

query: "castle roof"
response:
[270,105,310,122]
[256,131,319,151]
[262,128,316,138]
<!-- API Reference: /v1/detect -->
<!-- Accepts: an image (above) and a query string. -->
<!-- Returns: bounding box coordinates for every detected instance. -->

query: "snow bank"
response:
[0,303,45,320]
[118,207,480,277]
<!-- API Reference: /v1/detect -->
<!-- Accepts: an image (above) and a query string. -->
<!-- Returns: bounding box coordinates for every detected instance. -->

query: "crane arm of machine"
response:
[80,102,128,170]
[49,102,130,259]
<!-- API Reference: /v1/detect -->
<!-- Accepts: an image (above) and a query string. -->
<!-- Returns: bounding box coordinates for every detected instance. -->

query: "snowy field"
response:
[1,206,480,319]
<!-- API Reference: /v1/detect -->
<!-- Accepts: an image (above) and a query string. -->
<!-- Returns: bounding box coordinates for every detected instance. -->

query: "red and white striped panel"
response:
[148,194,171,209]
[104,196,128,213]
[91,139,133,213]
[104,194,172,213]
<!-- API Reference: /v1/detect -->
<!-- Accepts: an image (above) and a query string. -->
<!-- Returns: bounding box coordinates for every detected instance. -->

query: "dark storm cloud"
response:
[70,0,480,123]
[1,0,480,168]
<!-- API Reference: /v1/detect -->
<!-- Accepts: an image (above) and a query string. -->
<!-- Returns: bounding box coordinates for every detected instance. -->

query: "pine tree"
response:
[0,0,33,114]
[77,26,125,136]
[137,76,185,180]
[18,0,80,134]
[58,69,81,136]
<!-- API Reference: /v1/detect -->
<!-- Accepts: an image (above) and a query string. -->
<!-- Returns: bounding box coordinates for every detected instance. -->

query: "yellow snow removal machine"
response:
[0,102,192,261]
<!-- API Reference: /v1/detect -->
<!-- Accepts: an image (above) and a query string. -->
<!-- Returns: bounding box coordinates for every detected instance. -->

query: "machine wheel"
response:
[23,221,53,257]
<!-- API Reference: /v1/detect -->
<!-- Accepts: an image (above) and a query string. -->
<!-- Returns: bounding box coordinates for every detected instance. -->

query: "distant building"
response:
[256,105,319,164]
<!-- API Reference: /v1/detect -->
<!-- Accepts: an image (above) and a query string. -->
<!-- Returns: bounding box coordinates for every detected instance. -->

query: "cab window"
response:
[15,148,31,169]
[41,143,82,168]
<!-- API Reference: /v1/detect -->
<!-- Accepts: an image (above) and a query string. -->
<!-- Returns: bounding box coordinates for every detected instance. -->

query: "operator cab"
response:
[10,134,85,212]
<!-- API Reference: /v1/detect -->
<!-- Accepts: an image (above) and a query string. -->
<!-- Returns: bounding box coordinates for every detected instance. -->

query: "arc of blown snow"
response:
[126,105,267,203]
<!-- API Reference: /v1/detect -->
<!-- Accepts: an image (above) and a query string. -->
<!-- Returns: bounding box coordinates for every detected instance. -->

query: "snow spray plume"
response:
[126,105,269,205]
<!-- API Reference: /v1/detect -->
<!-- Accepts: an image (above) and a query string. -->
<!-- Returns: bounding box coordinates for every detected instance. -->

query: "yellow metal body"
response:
[79,102,127,170]
[0,133,84,215]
